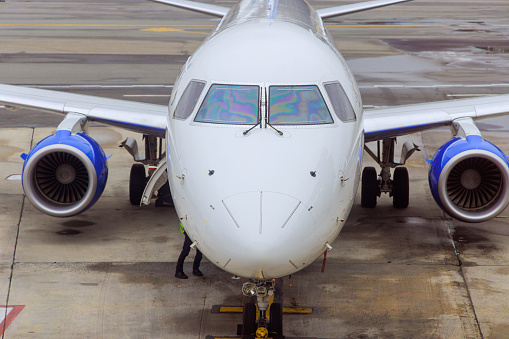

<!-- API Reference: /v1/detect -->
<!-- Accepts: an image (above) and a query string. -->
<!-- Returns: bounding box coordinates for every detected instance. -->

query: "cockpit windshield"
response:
[194,84,259,125]
[268,85,333,125]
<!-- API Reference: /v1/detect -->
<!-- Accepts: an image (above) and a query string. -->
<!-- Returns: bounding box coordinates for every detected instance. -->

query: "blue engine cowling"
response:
[429,135,509,223]
[22,130,108,217]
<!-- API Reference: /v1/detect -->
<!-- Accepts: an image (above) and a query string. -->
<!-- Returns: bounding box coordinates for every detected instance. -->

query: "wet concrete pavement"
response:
[2,0,509,338]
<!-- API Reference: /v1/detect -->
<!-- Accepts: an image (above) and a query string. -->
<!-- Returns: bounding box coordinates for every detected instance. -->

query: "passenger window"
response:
[324,82,356,122]
[268,85,333,125]
[194,84,259,125]
[174,80,206,120]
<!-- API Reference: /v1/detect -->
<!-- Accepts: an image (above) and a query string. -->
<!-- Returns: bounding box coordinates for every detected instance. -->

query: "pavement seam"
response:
[2,128,33,339]
[444,219,484,339]
[198,287,207,339]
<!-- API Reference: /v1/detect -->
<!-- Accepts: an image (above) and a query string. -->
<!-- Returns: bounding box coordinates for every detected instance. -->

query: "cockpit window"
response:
[324,82,356,122]
[194,84,259,125]
[174,80,206,120]
[268,85,333,125]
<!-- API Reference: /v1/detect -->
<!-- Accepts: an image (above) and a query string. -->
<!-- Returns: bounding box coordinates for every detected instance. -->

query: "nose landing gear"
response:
[240,280,284,339]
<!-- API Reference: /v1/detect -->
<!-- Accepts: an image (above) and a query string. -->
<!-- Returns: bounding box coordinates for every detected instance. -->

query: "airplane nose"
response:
[209,191,318,278]
[223,191,302,236]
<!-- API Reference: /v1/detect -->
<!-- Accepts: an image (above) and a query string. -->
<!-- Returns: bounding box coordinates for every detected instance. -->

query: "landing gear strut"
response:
[240,280,284,339]
[121,134,166,206]
[362,138,419,208]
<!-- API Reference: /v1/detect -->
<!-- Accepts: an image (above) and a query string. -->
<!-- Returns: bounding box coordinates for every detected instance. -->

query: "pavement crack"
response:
[444,219,484,339]
[198,289,207,338]
[2,128,33,339]
[3,196,26,339]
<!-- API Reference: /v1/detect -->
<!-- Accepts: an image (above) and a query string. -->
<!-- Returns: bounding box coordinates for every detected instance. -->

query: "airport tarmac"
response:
[1,0,509,338]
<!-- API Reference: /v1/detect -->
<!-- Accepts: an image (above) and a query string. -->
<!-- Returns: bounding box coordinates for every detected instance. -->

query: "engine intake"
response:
[22,130,108,217]
[429,135,509,223]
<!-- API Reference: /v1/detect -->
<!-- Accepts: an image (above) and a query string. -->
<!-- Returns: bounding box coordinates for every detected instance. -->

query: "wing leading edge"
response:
[148,0,413,19]
[149,0,229,17]
[363,94,509,142]
[0,84,167,137]
[317,0,414,19]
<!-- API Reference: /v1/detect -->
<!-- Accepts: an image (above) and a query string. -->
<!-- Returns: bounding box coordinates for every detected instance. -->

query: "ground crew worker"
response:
[175,221,203,279]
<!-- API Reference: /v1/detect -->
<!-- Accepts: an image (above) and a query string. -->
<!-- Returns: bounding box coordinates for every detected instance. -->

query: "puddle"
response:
[382,38,509,53]
[452,226,498,256]
[60,220,96,228]
[476,46,509,54]
[87,262,176,286]
[56,229,82,236]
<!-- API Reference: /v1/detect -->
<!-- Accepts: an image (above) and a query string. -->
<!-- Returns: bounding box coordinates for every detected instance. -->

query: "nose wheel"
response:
[241,302,257,337]
[240,280,284,339]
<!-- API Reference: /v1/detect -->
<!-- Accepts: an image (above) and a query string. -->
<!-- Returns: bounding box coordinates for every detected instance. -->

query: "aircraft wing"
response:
[363,94,509,142]
[149,0,229,17]
[317,0,413,19]
[0,84,167,137]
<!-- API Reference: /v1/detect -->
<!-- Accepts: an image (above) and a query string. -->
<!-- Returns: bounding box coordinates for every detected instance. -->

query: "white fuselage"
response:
[166,0,364,279]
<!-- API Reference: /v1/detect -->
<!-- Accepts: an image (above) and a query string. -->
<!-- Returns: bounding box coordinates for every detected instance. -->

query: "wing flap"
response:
[0,84,168,137]
[364,94,509,142]
[317,0,413,19]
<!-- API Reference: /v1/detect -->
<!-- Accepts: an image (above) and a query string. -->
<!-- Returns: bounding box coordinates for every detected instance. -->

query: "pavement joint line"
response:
[444,218,484,338]
[2,128,32,339]
[199,291,207,338]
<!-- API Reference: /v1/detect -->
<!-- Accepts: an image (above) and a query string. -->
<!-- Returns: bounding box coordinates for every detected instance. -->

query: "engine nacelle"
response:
[429,135,509,223]
[22,130,108,217]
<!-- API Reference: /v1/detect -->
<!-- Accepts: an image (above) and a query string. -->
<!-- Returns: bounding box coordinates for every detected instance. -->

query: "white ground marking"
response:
[0,307,12,324]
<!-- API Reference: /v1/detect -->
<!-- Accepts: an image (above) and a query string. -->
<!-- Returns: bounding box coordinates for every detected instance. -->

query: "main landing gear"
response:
[239,280,284,339]
[120,134,171,206]
[362,138,419,208]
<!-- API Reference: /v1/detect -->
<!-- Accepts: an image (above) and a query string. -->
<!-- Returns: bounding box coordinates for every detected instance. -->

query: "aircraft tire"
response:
[242,302,257,337]
[361,166,378,208]
[129,164,146,205]
[393,167,409,208]
[269,302,283,336]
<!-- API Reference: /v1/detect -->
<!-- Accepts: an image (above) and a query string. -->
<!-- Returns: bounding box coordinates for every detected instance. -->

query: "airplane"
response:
[2,0,509,337]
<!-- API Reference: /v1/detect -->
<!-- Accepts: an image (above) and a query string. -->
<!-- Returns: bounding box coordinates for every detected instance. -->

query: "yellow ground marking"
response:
[282,307,312,314]
[219,306,244,313]
[217,306,312,314]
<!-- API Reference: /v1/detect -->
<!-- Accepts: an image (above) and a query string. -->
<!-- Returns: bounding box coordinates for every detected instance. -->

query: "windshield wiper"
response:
[265,116,283,136]
[243,96,263,136]
[243,120,261,135]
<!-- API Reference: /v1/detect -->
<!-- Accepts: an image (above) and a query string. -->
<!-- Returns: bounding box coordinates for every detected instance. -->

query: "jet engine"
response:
[21,130,108,217]
[428,135,509,223]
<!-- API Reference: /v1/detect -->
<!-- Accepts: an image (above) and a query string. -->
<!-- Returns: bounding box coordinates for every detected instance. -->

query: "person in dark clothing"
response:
[175,223,203,279]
